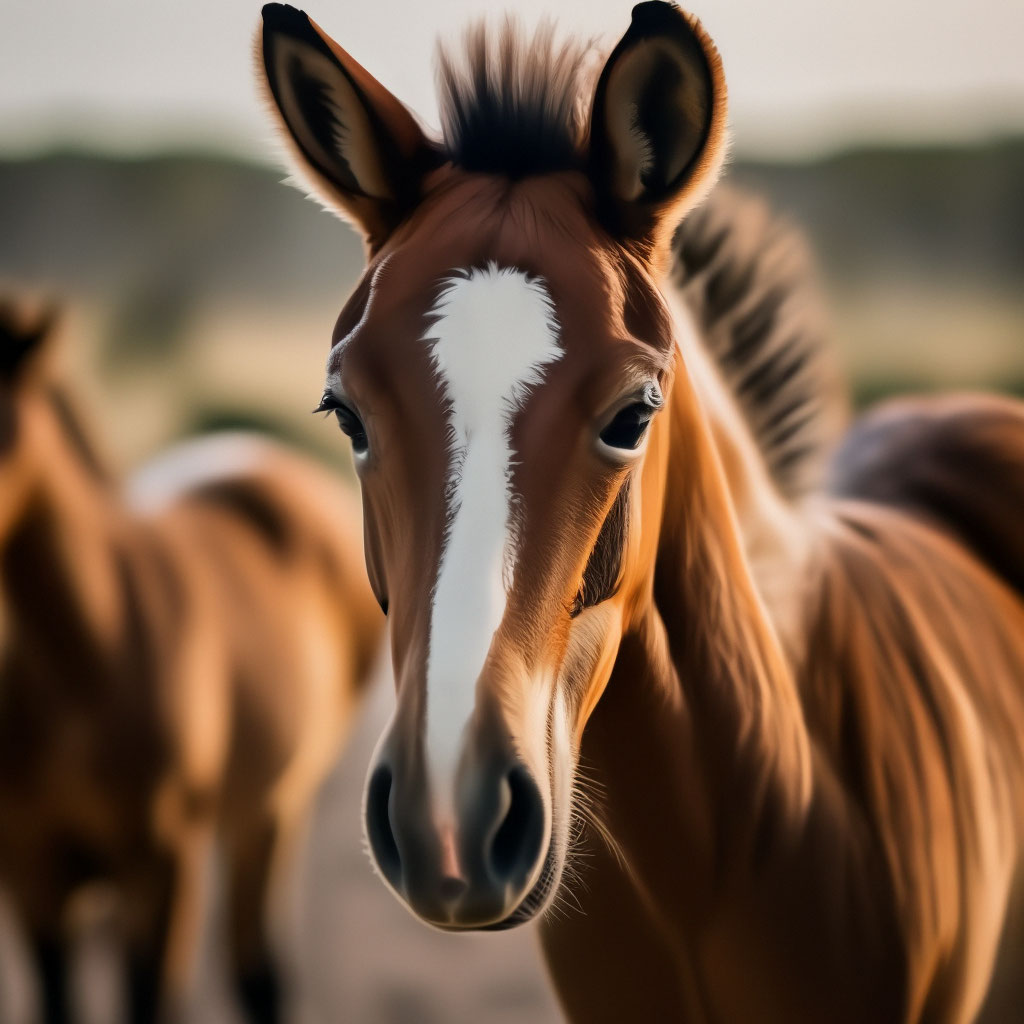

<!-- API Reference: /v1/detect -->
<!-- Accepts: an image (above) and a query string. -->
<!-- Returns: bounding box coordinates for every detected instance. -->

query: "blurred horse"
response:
[258,1,1024,1020]
[0,303,383,1023]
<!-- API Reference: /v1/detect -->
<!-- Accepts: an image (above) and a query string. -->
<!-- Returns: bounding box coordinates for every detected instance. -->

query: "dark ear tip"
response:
[261,4,326,63]
[261,4,309,31]
[630,1,684,29]
[0,299,58,372]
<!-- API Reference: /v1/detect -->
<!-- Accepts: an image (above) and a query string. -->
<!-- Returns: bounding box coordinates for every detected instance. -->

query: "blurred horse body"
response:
[0,307,382,1023]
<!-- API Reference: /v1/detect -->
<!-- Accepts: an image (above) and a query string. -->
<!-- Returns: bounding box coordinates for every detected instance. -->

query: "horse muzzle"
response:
[363,715,551,929]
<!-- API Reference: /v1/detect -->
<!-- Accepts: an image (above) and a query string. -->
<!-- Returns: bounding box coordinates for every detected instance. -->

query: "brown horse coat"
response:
[0,305,382,1023]
[258,3,1024,1020]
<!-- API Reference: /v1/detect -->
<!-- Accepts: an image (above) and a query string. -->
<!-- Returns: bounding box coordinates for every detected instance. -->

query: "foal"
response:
[0,304,382,1023]
[260,3,1024,1020]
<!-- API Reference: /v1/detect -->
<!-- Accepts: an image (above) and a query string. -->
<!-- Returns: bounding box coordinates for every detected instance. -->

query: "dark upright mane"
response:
[436,20,593,179]
[435,24,847,502]
[672,185,849,499]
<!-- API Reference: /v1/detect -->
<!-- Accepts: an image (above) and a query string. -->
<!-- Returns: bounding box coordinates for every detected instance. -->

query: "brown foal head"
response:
[260,0,727,928]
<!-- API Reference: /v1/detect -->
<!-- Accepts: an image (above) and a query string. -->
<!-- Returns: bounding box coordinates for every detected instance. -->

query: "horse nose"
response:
[364,740,546,927]
[485,765,546,886]
[364,762,402,886]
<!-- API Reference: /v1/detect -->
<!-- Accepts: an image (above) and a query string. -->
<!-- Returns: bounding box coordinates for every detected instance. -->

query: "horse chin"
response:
[481,842,562,932]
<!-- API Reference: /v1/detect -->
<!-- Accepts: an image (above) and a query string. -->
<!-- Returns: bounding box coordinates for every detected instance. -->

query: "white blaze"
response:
[423,264,562,815]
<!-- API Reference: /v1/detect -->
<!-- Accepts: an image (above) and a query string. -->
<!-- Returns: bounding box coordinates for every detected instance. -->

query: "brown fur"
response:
[829,392,1024,596]
[0,309,383,1023]
[258,3,1024,1020]
[539,348,1024,1024]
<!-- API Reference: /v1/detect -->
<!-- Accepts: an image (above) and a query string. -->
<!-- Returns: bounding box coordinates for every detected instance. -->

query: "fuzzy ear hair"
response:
[588,2,728,254]
[0,298,57,380]
[259,4,441,250]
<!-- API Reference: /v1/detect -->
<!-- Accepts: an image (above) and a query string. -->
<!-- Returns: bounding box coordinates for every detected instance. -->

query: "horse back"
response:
[828,392,1024,601]
[129,433,382,824]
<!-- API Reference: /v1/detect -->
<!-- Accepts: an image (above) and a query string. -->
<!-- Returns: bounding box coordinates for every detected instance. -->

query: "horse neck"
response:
[577,300,815,921]
[667,291,811,653]
[1,393,129,677]
[654,323,812,818]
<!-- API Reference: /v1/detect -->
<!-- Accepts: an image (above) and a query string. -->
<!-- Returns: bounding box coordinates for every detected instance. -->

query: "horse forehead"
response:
[426,266,563,389]
[332,207,628,396]
[374,257,618,358]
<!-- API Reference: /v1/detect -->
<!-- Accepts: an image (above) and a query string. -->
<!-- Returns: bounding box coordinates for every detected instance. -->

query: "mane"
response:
[671,185,849,500]
[436,19,594,179]
[45,386,112,485]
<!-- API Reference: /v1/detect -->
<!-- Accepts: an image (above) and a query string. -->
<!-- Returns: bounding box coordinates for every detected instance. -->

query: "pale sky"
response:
[2,0,1023,160]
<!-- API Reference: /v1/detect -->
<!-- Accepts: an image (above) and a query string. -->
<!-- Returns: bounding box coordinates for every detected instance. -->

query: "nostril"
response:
[366,764,401,884]
[488,765,544,885]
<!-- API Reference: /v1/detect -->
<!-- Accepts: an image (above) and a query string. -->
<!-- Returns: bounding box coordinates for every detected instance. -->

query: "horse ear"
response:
[588,2,728,253]
[0,300,57,381]
[259,4,441,250]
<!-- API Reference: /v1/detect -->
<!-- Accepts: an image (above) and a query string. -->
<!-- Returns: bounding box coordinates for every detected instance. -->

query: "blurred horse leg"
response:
[28,929,71,1024]
[224,815,285,1024]
[122,823,214,1024]
[14,867,73,1024]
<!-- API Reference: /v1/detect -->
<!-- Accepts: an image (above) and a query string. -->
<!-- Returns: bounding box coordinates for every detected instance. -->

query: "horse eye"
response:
[334,405,368,455]
[315,394,369,456]
[599,402,654,451]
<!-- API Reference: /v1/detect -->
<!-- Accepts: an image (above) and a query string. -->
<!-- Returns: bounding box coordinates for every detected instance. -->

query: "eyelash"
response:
[315,393,369,455]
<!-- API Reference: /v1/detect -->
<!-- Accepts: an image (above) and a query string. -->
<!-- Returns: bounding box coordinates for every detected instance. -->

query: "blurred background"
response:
[0,0,1022,1021]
